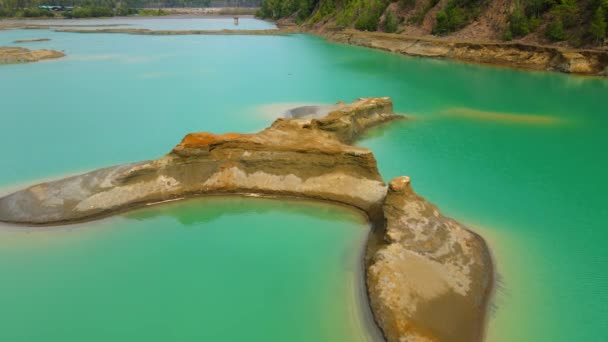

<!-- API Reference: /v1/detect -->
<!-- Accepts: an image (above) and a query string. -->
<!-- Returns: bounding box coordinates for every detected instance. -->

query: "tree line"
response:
[0,0,261,17]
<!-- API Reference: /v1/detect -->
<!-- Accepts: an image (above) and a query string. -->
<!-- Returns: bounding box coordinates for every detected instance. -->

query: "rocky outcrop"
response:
[320,29,608,76]
[0,46,64,65]
[0,97,494,342]
[368,176,493,342]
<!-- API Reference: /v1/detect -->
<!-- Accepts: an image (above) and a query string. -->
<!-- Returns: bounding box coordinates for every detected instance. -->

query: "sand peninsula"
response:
[0,97,493,342]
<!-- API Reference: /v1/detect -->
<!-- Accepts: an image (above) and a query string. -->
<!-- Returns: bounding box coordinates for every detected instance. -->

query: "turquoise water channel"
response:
[1,21,607,341]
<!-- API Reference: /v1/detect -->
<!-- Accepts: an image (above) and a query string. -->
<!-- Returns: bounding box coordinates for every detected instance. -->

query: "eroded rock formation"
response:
[0,46,64,65]
[0,97,493,342]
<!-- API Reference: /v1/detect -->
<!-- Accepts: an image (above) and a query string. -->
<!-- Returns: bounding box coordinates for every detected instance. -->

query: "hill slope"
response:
[258,0,608,49]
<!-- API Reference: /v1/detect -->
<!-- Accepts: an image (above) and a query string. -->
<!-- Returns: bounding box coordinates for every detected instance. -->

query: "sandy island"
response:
[0,46,64,64]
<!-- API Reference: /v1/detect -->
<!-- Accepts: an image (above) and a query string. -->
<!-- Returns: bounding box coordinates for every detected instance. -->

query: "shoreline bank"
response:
[313,28,608,77]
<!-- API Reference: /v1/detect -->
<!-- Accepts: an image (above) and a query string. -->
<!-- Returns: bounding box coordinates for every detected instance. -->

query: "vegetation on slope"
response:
[506,0,608,44]
[257,0,608,47]
[433,0,489,35]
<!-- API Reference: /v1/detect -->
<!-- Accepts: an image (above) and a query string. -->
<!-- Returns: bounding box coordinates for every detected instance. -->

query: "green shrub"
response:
[433,6,466,35]
[432,0,486,35]
[545,17,565,41]
[528,15,542,31]
[399,0,416,9]
[115,7,137,16]
[503,26,513,41]
[524,0,554,17]
[296,0,315,23]
[410,0,440,25]
[355,11,380,31]
[552,0,578,28]
[346,0,388,31]
[0,8,16,17]
[64,7,114,18]
[384,10,398,33]
[20,8,54,17]
[434,10,449,34]
[137,8,169,16]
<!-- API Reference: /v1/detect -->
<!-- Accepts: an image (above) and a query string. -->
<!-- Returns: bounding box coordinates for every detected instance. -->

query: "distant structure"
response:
[234,16,239,25]
[38,5,74,11]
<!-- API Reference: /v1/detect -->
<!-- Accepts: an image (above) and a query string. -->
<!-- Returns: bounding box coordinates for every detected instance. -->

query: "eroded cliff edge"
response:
[0,97,493,342]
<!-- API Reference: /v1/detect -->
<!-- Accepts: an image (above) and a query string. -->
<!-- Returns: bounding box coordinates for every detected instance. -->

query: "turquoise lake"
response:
[1,19,607,341]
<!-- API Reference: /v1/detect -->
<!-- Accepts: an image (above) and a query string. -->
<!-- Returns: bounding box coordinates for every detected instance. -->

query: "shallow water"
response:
[0,197,378,342]
[1,22,607,341]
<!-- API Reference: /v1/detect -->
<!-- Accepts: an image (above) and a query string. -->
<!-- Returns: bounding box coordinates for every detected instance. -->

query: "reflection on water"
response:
[126,195,367,227]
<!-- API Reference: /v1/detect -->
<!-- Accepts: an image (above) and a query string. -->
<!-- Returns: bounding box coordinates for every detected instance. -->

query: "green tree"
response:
[524,0,554,17]
[589,7,607,45]
[545,17,565,41]
[503,26,513,40]
[434,10,449,35]
[552,0,578,28]
[383,10,398,33]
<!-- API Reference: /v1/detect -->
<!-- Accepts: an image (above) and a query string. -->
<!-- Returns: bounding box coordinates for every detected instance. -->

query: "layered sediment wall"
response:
[0,97,493,342]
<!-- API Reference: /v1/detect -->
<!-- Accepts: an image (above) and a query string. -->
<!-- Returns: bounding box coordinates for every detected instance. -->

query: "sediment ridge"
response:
[0,46,64,64]
[13,38,51,43]
[0,97,493,342]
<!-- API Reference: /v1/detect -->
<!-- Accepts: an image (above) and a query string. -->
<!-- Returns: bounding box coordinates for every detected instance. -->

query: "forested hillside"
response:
[258,0,608,47]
